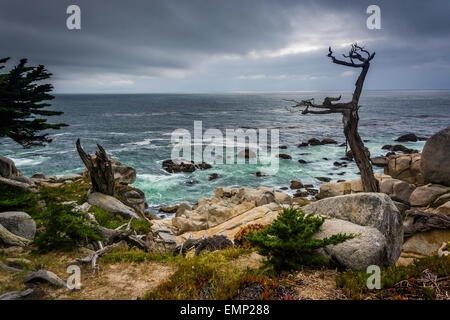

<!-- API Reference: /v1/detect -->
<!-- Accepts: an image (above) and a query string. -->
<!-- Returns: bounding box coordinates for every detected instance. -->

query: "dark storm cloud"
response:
[0,0,449,92]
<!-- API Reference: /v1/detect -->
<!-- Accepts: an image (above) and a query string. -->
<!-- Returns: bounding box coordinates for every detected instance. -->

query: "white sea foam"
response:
[10,156,49,167]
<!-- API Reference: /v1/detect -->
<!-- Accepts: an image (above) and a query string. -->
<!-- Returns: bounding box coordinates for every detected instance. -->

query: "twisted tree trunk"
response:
[76,139,115,196]
[287,44,380,192]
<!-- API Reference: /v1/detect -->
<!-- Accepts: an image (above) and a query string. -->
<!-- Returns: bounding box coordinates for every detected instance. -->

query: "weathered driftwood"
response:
[0,224,31,247]
[23,270,68,288]
[96,226,132,244]
[0,261,22,273]
[0,289,34,300]
[77,240,128,276]
[404,209,450,239]
[76,139,115,196]
[286,43,379,192]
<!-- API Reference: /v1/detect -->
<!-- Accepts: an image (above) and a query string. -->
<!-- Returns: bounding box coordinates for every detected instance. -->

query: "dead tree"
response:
[76,139,115,196]
[287,43,379,192]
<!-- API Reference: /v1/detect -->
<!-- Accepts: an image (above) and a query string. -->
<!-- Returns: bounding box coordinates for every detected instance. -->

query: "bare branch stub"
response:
[288,43,379,192]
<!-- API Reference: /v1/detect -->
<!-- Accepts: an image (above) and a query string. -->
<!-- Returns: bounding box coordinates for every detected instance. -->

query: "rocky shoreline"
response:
[0,127,449,299]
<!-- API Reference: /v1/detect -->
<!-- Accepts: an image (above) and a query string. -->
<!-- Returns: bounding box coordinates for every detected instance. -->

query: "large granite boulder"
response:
[0,156,21,179]
[303,193,403,266]
[421,126,450,187]
[384,153,423,185]
[0,212,36,240]
[87,192,141,220]
[314,219,387,270]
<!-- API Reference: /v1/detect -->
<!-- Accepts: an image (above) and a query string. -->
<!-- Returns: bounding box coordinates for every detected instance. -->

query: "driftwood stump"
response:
[76,139,115,196]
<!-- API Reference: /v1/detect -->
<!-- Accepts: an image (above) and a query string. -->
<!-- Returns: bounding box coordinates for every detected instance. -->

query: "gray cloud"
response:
[0,0,449,92]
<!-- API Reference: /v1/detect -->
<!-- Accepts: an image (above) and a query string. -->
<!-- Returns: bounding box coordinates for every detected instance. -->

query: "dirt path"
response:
[49,262,175,300]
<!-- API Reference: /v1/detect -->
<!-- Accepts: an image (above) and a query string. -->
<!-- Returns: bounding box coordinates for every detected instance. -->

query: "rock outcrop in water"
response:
[162,159,212,173]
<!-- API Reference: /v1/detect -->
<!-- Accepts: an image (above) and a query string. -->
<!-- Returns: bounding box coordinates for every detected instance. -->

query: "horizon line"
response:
[52,88,450,95]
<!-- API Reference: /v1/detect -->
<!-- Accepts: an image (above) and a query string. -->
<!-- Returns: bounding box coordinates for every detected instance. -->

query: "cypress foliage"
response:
[248,207,355,271]
[0,57,68,148]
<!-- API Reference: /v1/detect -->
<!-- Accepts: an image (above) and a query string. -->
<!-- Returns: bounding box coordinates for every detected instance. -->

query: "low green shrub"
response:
[90,205,127,230]
[32,202,100,253]
[248,207,355,271]
[101,249,166,263]
[0,184,39,217]
[131,219,151,234]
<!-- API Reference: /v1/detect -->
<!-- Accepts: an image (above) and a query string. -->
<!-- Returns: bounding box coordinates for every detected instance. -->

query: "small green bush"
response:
[0,184,39,217]
[131,219,151,234]
[32,202,100,253]
[248,207,355,271]
[91,205,127,230]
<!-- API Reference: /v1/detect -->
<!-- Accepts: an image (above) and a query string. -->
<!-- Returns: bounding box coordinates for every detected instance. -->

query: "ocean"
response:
[1,90,449,217]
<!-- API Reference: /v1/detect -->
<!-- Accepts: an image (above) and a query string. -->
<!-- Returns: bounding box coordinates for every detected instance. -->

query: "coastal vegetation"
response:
[0,58,67,148]
[247,208,355,271]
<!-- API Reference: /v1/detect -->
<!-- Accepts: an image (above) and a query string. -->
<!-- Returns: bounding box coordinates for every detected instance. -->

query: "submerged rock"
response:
[308,138,322,146]
[277,154,292,160]
[290,180,303,189]
[237,148,256,159]
[321,138,337,144]
[395,133,426,142]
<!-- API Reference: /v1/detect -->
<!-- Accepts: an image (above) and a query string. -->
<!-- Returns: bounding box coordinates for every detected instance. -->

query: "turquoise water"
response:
[1,90,449,216]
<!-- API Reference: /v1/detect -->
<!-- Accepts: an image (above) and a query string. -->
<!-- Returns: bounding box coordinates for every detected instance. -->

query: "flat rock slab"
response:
[87,192,141,220]
[24,270,67,288]
[0,177,36,192]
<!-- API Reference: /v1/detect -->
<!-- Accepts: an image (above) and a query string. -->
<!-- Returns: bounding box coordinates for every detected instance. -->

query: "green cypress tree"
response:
[0,57,68,148]
[248,207,355,271]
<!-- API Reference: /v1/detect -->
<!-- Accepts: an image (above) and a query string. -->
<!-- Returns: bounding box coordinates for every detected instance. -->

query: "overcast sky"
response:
[1,0,450,93]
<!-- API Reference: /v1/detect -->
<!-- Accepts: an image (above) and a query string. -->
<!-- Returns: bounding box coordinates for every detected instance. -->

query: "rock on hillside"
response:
[303,193,403,266]
[421,126,450,187]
